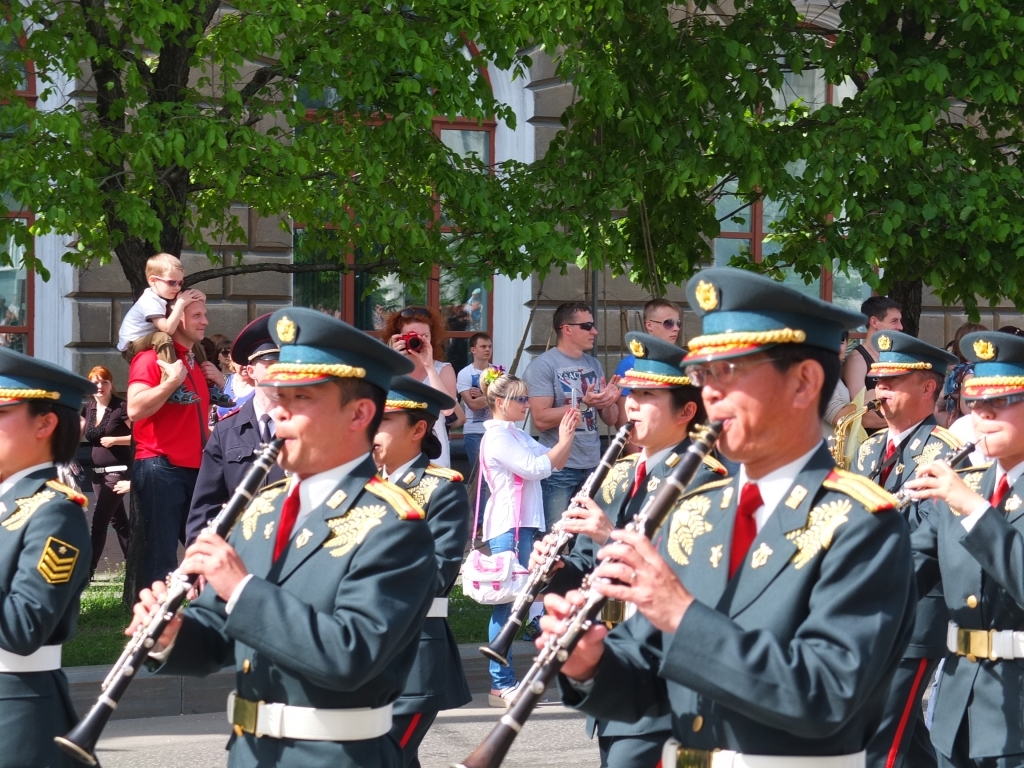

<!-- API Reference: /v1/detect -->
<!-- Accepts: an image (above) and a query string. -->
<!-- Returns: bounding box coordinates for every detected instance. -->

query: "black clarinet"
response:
[481,421,636,666]
[55,438,285,766]
[454,421,723,768]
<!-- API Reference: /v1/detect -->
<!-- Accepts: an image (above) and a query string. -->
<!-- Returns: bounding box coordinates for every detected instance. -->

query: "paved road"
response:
[95,695,600,768]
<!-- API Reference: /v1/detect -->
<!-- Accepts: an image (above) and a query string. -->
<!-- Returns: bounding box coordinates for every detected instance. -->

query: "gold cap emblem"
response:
[694,280,718,311]
[276,316,297,344]
[629,338,646,357]
[974,338,996,360]
[876,335,892,351]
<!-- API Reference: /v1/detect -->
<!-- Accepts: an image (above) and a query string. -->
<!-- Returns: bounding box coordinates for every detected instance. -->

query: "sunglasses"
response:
[966,394,1024,411]
[502,396,530,405]
[400,307,431,319]
[648,318,681,330]
[153,277,184,288]
[563,322,597,332]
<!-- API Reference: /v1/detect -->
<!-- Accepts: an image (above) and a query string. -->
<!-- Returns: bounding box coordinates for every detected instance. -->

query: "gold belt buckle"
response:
[601,599,626,627]
[957,628,993,662]
[673,748,715,768]
[232,695,260,737]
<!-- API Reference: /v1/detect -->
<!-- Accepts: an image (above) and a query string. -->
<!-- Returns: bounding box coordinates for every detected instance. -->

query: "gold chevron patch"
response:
[37,537,79,584]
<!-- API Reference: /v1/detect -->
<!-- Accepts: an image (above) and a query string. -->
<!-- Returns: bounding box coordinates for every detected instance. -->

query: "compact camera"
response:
[398,332,425,352]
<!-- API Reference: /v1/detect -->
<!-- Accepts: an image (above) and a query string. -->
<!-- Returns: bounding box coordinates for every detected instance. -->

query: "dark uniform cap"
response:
[262,307,413,391]
[683,267,866,363]
[385,375,455,418]
[959,331,1024,400]
[230,313,280,367]
[619,332,693,390]
[0,347,94,410]
[869,331,957,378]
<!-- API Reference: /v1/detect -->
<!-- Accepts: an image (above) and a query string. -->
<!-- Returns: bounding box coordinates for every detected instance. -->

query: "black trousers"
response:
[90,473,130,575]
[867,656,939,768]
[938,716,1024,768]
[390,711,438,768]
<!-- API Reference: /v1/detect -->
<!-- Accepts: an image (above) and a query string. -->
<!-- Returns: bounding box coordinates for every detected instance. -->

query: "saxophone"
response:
[830,398,882,469]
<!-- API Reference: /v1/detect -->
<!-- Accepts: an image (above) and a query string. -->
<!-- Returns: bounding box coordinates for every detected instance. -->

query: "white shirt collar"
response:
[996,459,1024,489]
[384,454,423,484]
[737,443,823,531]
[887,419,927,449]
[0,462,55,498]
[640,445,676,472]
[289,453,371,530]
[252,395,273,431]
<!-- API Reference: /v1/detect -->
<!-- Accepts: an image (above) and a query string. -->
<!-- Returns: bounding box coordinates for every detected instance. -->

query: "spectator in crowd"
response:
[824,331,859,439]
[457,332,493,485]
[80,365,131,577]
[523,301,620,531]
[216,356,255,421]
[127,292,222,586]
[841,296,902,430]
[479,371,579,705]
[214,338,233,374]
[383,306,459,467]
[941,321,986,429]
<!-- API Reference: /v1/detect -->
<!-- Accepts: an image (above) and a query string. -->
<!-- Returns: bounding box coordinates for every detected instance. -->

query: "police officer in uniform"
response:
[907,330,1024,768]
[0,348,94,768]
[535,332,727,768]
[851,331,960,768]
[186,314,285,546]
[373,375,472,767]
[129,308,437,768]
[543,267,917,768]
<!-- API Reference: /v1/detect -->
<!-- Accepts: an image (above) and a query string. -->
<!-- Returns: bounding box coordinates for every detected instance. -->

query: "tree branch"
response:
[184,258,409,287]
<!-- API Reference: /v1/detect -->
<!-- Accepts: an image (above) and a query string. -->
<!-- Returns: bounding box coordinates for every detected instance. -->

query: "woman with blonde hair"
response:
[478,368,579,705]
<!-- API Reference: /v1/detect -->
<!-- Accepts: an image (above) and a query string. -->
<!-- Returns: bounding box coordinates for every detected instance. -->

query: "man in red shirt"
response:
[127,294,223,586]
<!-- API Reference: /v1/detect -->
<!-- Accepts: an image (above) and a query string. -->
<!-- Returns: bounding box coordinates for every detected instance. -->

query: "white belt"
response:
[947,621,1024,660]
[94,464,129,474]
[662,740,865,768]
[227,692,392,741]
[426,597,448,618]
[0,644,61,673]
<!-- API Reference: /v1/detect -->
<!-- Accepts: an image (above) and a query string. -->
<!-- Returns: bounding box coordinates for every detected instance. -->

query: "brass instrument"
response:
[830,398,882,469]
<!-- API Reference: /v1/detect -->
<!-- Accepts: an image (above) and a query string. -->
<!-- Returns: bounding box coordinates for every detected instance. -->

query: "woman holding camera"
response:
[383,306,459,467]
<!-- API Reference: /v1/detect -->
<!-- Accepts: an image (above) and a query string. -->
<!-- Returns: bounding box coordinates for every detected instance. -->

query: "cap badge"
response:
[876,335,892,351]
[629,338,646,358]
[974,338,996,360]
[695,280,719,311]
[276,316,297,344]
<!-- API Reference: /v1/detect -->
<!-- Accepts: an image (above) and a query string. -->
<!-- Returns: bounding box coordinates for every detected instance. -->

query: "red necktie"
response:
[273,482,301,562]
[991,475,1011,509]
[630,461,648,499]
[879,440,896,486]
[729,483,763,580]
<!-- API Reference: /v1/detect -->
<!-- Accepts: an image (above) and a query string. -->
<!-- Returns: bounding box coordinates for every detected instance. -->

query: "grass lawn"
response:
[66,573,497,667]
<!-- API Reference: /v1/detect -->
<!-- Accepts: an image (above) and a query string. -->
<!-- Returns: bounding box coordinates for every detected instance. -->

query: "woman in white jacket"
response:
[479,371,579,705]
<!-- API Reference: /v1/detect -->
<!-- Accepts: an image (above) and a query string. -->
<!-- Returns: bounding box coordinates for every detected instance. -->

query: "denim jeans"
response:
[540,467,591,532]
[486,527,538,691]
[463,432,489,522]
[132,456,199,587]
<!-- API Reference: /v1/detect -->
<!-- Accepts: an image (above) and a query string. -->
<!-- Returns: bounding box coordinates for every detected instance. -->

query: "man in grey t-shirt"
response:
[523,302,620,530]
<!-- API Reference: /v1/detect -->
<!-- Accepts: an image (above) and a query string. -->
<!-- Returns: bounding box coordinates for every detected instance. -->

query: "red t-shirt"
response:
[128,343,210,469]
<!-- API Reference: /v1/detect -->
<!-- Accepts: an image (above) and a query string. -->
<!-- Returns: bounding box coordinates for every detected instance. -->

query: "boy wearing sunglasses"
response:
[907,330,1024,768]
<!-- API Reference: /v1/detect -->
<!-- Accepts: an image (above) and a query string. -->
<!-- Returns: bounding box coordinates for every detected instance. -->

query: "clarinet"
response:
[893,441,976,510]
[55,438,285,766]
[454,421,723,768]
[480,421,636,666]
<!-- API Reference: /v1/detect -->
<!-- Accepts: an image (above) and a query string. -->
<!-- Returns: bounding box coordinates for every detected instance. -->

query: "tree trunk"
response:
[890,278,923,338]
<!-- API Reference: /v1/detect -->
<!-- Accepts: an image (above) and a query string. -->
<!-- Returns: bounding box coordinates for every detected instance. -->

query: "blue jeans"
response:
[132,456,199,588]
[487,528,538,691]
[540,467,591,532]
[463,432,489,519]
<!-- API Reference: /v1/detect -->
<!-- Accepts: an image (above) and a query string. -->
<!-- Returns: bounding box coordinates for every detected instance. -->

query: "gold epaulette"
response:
[683,476,733,498]
[262,478,291,493]
[956,461,992,474]
[701,455,728,476]
[931,426,963,449]
[616,453,642,465]
[425,464,464,483]
[366,477,425,520]
[823,469,897,512]
[45,480,87,508]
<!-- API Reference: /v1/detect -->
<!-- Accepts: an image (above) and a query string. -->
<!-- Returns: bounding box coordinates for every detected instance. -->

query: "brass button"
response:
[967,595,978,609]
[242,659,251,674]
[692,715,704,733]
[233,724,243,737]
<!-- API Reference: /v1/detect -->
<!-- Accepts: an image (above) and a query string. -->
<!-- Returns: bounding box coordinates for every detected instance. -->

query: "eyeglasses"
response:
[400,307,431,319]
[685,358,773,388]
[648,318,681,330]
[153,277,184,288]
[563,322,597,332]
[966,394,1024,411]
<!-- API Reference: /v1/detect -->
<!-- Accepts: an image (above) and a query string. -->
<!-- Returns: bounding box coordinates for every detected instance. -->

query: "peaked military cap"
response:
[262,307,413,391]
[230,313,279,366]
[960,330,1024,399]
[683,267,866,363]
[385,375,455,418]
[0,347,93,410]
[869,331,957,378]
[619,332,692,389]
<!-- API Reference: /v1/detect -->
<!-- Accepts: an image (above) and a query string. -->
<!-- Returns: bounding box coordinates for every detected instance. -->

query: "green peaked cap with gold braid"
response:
[620,332,693,389]
[960,330,1024,400]
[869,330,957,378]
[385,374,455,417]
[0,346,93,410]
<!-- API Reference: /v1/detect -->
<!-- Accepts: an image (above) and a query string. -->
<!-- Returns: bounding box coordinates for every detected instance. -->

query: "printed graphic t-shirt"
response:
[456,364,490,435]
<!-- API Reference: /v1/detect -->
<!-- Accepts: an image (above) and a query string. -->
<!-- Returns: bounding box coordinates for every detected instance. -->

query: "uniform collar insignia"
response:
[402,471,417,485]
[326,489,347,509]
[784,485,807,509]
[709,544,724,569]
[295,528,313,548]
[720,485,735,508]
[1006,495,1022,512]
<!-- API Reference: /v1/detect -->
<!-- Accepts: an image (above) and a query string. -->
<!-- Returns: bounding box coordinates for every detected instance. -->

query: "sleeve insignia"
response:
[323,505,388,557]
[913,441,944,467]
[786,499,852,569]
[425,464,464,482]
[37,536,79,584]
[3,490,57,531]
[366,477,425,520]
[666,495,713,566]
[823,469,898,513]
[409,475,440,508]
[930,426,963,450]
[239,484,286,540]
[600,455,638,504]
[45,480,88,508]
[701,455,727,476]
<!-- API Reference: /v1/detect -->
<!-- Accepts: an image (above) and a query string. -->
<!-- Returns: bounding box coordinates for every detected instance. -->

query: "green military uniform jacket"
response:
[0,466,91,768]
[158,456,436,768]
[389,455,472,714]
[912,463,1024,760]
[548,441,727,740]
[563,444,917,755]
[854,416,961,657]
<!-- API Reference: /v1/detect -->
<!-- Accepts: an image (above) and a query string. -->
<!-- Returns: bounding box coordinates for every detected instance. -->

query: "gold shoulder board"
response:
[930,426,963,450]
[701,455,728,476]
[683,476,733,498]
[425,464,464,483]
[365,477,425,520]
[45,480,88,508]
[823,469,898,513]
[956,461,992,474]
